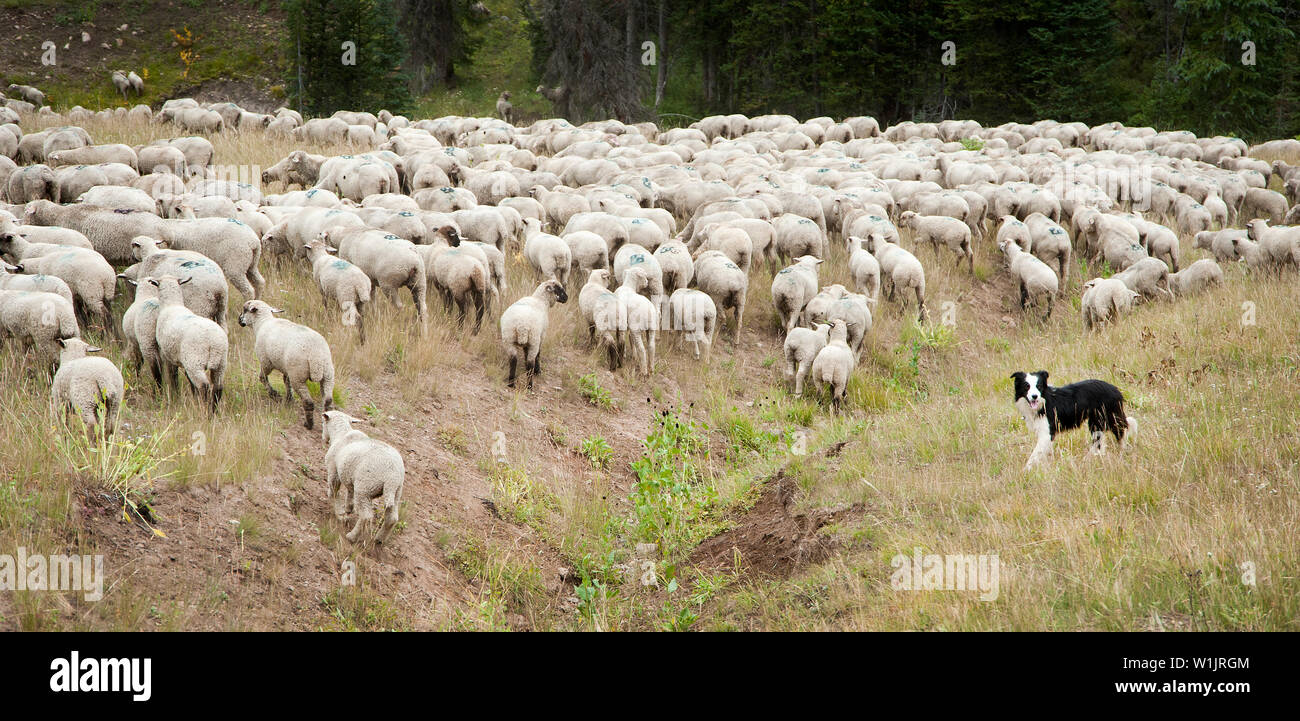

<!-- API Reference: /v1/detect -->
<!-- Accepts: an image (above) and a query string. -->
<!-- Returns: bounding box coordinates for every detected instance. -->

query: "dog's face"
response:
[1011,370,1050,414]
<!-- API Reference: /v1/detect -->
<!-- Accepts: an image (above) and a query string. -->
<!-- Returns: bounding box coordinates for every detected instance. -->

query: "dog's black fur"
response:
[1010,370,1129,442]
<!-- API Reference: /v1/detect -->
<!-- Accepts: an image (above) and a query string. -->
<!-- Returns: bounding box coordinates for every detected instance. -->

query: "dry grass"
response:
[1,114,1296,630]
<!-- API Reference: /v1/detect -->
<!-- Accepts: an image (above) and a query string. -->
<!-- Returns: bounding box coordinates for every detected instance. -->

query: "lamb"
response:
[51,337,124,437]
[0,289,79,374]
[522,218,572,284]
[0,261,74,304]
[579,269,626,370]
[500,279,568,389]
[237,300,335,429]
[0,222,92,250]
[322,410,405,546]
[151,275,229,413]
[304,238,372,342]
[1167,259,1223,297]
[1111,257,1173,300]
[124,235,229,328]
[771,255,822,333]
[810,319,856,409]
[1022,212,1072,281]
[847,236,881,303]
[0,232,116,333]
[667,288,716,362]
[864,232,927,320]
[616,267,659,376]
[1081,277,1141,330]
[900,210,973,273]
[692,250,748,340]
[321,226,427,333]
[783,322,830,395]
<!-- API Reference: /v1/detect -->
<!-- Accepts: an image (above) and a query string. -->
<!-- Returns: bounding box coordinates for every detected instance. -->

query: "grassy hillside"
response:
[0,112,1296,630]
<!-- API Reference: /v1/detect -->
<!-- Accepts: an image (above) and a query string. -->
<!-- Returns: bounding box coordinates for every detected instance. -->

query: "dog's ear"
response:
[1036,370,1049,385]
[1010,371,1025,382]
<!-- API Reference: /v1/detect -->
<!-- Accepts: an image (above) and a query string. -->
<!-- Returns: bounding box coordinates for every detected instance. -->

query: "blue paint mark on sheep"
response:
[331,260,350,270]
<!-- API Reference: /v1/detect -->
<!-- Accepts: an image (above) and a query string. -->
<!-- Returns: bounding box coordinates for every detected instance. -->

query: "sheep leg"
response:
[1019,282,1028,311]
[292,377,315,429]
[647,330,656,375]
[345,491,370,543]
[506,352,518,388]
[261,361,280,399]
[247,267,266,299]
[329,471,346,520]
[631,332,647,375]
[230,275,256,300]
[210,366,225,413]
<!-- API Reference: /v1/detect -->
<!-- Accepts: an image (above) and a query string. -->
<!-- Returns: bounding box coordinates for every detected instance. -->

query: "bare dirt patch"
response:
[689,447,863,578]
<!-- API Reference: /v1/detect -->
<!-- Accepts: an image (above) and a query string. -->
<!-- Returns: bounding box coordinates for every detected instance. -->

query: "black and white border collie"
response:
[1010,371,1136,469]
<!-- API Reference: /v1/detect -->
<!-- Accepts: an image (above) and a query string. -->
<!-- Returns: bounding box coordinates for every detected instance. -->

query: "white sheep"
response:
[1023,212,1072,281]
[810,319,856,409]
[51,337,123,437]
[304,238,372,342]
[1111,257,1173,300]
[323,226,428,333]
[523,217,572,284]
[500,279,568,389]
[238,300,335,429]
[424,227,490,334]
[125,235,229,328]
[120,276,163,384]
[864,232,927,320]
[579,269,626,370]
[152,275,229,413]
[783,322,830,395]
[667,288,716,362]
[998,238,1060,319]
[0,261,73,304]
[1081,277,1141,330]
[1244,219,1300,275]
[901,210,973,273]
[322,410,405,546]
[653,239,694,299]
[771,255,822,334]
[820,291,873,356]
[617,267,659,376]
[692,250,748,341]
[0,288,79,374]
[847,236,881,303]
[0,232,116,333]
[1167,259,1224,297]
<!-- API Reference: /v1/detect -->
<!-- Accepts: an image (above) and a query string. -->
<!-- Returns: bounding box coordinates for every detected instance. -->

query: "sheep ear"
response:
[148,278,160,287]
[86,346,102,353]
[179,276,193,285]
[270,306,284,314]
[56,337,67,348]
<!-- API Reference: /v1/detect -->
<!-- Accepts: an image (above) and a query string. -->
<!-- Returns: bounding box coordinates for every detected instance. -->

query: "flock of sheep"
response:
[3,81,1300,544]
